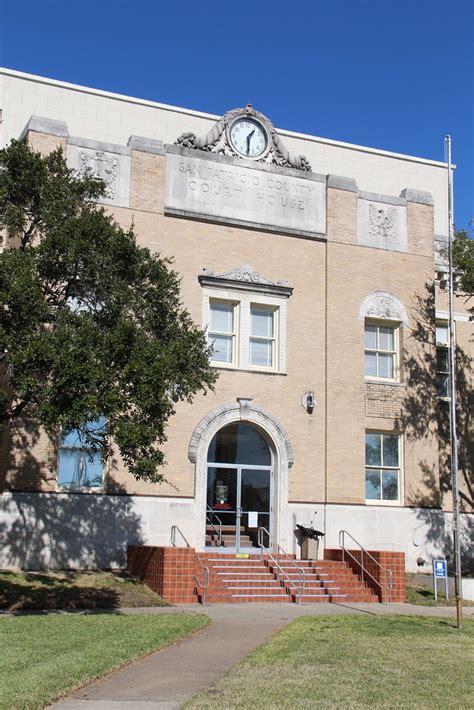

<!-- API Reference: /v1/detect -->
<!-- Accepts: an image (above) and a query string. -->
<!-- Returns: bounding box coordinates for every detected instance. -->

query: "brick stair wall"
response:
[324,549,405,602]
[127,546,405,604]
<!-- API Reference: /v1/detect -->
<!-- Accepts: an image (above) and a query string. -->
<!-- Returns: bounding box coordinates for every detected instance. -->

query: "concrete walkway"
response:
[52,603,473,710]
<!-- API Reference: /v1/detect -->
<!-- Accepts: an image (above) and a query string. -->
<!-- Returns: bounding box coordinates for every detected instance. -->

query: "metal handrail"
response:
[206,506,223,547]
[170,525,191,548]
[257,526,306,603]
[194,554,210,605]
[339,530,393,604]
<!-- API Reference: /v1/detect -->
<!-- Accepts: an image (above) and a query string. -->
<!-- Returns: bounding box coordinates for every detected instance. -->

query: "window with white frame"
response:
[200,265,291,373]
[364,321,398,380]
[208,300,238,366]
[436,321,450,398]
[365,431,401,503]
[57,418,106,489]
[249,305,277,369]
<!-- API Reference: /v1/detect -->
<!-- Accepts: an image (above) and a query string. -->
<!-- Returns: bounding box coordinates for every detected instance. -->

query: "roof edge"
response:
[0,67,452,169]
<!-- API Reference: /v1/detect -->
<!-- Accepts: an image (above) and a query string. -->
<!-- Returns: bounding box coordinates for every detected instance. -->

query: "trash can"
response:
[297,524,325,560]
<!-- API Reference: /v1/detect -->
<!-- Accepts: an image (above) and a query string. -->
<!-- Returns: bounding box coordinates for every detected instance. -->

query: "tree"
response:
[0,140,217,483]
[453,225,474,314]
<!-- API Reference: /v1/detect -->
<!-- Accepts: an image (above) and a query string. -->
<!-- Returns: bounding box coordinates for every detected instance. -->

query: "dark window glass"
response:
[207,423,271,466]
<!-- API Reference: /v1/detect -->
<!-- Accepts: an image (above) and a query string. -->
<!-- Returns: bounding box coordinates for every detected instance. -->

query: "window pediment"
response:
[198,264,293,298]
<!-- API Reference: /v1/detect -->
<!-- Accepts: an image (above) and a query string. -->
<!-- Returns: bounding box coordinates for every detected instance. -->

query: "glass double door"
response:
[207,464,271,551]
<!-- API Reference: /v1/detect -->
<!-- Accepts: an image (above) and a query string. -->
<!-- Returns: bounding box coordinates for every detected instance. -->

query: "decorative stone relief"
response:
[67,139,131,208]
[368,204,397,240]
[176,104,311,172]
[78,150,119,199]
[358,198,407,253]
[204,264,287,286]
[360,291,408,326]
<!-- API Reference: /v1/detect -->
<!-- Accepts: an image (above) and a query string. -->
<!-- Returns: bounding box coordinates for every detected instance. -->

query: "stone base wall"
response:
[1,491,472,574]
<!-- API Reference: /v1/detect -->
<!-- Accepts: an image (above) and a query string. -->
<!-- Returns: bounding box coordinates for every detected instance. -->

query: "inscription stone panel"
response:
[165,148,326,237]
[358,198,407,253]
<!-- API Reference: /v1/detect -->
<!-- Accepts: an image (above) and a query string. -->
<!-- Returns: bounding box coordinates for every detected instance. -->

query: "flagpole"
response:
[445,134,462,628]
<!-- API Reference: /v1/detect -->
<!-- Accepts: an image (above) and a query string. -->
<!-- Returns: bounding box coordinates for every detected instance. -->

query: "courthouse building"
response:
[0,68,472,576]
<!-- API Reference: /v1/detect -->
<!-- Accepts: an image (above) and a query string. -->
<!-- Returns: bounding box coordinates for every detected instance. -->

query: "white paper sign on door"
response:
[248,511,258,528]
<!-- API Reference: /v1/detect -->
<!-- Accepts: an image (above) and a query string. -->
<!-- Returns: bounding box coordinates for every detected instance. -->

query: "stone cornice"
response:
[198,264,293,297]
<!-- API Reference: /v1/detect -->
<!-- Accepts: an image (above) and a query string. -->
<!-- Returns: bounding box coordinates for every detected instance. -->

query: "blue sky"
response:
[1,0,473,228]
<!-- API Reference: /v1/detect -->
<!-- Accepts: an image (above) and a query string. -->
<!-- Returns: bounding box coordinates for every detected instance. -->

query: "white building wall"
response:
[0,68,449,237]
[1,491,471,573]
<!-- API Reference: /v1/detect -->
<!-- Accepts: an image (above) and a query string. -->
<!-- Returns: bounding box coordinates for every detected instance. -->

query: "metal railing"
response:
[170,525,210,605]
[258,526,306,603]
[194,554,210,605]
[206,506,223,547]
[339,530,393,604]
[170,524,191,548]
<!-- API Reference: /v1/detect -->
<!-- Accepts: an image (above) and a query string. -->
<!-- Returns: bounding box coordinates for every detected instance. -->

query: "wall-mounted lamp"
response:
[302,392,316,414]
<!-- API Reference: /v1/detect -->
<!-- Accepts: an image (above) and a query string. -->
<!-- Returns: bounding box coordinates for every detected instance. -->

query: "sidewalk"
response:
[52,603,473,710]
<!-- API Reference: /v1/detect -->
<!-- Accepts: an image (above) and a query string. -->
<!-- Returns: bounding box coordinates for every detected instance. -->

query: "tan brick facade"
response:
[0,81,472,572]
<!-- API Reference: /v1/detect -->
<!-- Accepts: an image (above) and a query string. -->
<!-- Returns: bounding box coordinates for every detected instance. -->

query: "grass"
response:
[186,615,474,709]
[0,570,169,611]
[406,575,474,607]
[0,612,209,710]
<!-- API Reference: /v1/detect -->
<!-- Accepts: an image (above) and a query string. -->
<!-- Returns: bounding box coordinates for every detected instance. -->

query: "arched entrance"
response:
[188,400,293,552]
[206,423,272,551]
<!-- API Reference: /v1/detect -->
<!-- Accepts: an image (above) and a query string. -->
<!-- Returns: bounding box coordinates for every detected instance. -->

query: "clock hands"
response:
[246,128,255,155]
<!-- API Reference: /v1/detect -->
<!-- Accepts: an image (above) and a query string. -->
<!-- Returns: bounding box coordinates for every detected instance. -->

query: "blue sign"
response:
[434,560,447,578]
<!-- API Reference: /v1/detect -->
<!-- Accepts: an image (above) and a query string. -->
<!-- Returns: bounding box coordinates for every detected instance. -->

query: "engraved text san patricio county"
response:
[165,153,326,237]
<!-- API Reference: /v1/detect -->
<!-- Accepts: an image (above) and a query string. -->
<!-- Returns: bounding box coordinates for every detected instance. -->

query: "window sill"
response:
[213,365,287,376]
[365,499,402,507]
[56,486,104,494]
[365,379,406,388]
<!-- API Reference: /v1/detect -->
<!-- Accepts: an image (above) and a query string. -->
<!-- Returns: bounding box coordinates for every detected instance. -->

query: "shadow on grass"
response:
[0,571,120,612]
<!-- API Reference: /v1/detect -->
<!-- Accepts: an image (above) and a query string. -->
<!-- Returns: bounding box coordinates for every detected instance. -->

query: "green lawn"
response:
[0,570,169,611]
[406,576,474,607]
[187,615,474,710]
[0,612,209,710]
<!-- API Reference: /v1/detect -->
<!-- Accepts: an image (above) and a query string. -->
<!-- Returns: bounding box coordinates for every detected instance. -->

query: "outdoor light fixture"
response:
[302,392,315,413]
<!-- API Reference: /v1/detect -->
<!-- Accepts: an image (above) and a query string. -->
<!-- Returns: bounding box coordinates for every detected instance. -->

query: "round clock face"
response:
[229,117,268,159]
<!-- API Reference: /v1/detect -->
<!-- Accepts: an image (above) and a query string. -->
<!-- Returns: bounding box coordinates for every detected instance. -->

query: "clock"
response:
[228,116,269,160]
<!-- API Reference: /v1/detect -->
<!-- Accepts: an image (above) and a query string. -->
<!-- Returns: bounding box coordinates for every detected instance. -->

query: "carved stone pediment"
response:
[198,264,293,297]
[360,290,408,326]
[176,104,311,172]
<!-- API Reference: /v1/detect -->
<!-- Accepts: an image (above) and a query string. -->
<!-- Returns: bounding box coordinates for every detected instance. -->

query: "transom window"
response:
[57,418,106,489]
[208,300,237,366]
[250,305,276,369]
[365,432,401,503]
[365,322,397,379]
[436,321,450,398]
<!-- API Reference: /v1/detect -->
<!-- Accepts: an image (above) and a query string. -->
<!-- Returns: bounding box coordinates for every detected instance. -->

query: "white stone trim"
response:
[359,290,408,326]
[189,401,293,551]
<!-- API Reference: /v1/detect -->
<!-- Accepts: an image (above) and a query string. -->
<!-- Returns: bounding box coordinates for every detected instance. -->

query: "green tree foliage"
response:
[453,226,474,309]
[0,140,217,482]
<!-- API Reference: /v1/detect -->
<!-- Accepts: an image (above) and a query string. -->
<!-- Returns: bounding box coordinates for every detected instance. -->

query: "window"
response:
[204,292,285,372]
[364,322,397,379]
[250,305,276,369]
[57,419,106,489]
[208,300,237,366]
[365,432,401,503]
[436,321,450,398]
